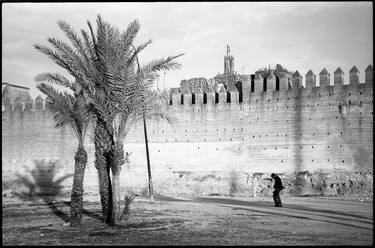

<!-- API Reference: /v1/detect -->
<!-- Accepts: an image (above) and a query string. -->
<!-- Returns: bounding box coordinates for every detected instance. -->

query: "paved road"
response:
[159,195,373,231]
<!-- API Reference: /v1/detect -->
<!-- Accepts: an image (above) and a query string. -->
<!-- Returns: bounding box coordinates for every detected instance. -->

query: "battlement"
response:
[167,65,373,108]
[2,81,45,112]
[2,65,372,115]
[2,95,47,112]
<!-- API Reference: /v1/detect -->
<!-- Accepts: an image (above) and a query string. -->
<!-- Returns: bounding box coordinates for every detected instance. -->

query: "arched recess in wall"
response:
[276,77,280,91]
[215,92,219,103]
[203,92,207,104]
[227,91,231,103]
[181,94,184,104]
[192,93,195,104]
[251,74,255,92]
[263,77,267,92]
[169,94,172,105]
[235,81,243,102]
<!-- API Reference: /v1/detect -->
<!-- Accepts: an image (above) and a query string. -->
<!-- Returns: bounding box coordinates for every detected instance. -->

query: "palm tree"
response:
[34,15,183,226]
[34,16,121,225]
[35,79,91,226]
[34,18,112,224]
[84,16,183,226]
[83,17,183,225]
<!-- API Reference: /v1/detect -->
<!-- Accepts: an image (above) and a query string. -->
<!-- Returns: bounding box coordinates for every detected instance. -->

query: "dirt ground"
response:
[2,194,373,246]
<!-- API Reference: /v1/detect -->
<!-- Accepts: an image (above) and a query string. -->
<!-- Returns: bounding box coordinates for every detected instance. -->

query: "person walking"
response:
[271,173,284,207]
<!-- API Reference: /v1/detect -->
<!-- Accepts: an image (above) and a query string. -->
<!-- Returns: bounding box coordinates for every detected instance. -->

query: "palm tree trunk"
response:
[70,145,87,226]
[94,117,113,225]
[111,166,120,223]
[110,143,124,225]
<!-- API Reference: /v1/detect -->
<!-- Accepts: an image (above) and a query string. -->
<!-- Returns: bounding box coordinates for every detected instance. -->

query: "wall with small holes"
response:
[1,74,373,196]
[124,82,373,174]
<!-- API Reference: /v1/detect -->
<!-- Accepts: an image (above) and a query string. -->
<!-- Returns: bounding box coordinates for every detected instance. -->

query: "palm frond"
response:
[36,82,91,144]
[120,19,140,53]
[36,83,76,128]
[127,39,153,66]
[34,44,81,80]
[34,72,74,91]
[91,15,117,95]
[81,29,96,61]
[114,20,140,72]
[47,37,89,76]
[87,20,97,50]
[57,20,90,65]
[140,53,184,73]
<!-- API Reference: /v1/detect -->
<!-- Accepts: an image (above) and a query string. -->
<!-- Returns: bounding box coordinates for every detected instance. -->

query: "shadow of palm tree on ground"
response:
[14,160,73,222]
[14,159,102,222]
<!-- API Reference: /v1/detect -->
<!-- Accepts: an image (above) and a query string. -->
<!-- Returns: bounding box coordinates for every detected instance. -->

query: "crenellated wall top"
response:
[319,68,330,76]
[267,72,276,79]
[305,70,316,77]
[349,66,360,74]
[2,94,46,112]
[293,71,302,78]
[166,65,372,107]
[334,67,344,75]
[2,65,372,114]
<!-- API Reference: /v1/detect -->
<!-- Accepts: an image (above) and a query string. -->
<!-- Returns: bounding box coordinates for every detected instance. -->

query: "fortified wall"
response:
[2,63,373,198]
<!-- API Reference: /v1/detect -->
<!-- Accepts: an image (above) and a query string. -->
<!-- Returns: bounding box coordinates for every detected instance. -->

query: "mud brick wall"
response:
[2,66,373,197]
[124,82,373,174]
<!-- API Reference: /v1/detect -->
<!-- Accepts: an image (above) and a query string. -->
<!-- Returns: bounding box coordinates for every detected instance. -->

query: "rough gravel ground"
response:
[2,195,373,246]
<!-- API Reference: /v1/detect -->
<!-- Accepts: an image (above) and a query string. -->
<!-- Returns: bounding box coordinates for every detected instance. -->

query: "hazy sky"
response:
[2,2,373,98]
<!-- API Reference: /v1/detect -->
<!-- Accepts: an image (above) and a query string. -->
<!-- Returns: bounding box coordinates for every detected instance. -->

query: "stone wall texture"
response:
[2,67,373,198]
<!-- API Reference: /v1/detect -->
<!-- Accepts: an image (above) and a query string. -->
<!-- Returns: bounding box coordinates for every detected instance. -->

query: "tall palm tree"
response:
[35,79,91,226]
[34,15,183,226]
[34,18,112,224]
[96,20,182,225]
[82,16,183,226]
[34,16,119,224]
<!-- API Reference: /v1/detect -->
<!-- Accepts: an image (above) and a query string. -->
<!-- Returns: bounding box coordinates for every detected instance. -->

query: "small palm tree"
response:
[36,79,92,226]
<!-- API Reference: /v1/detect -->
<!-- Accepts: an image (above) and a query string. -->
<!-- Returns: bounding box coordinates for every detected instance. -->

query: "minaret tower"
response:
[224,45,234,75]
